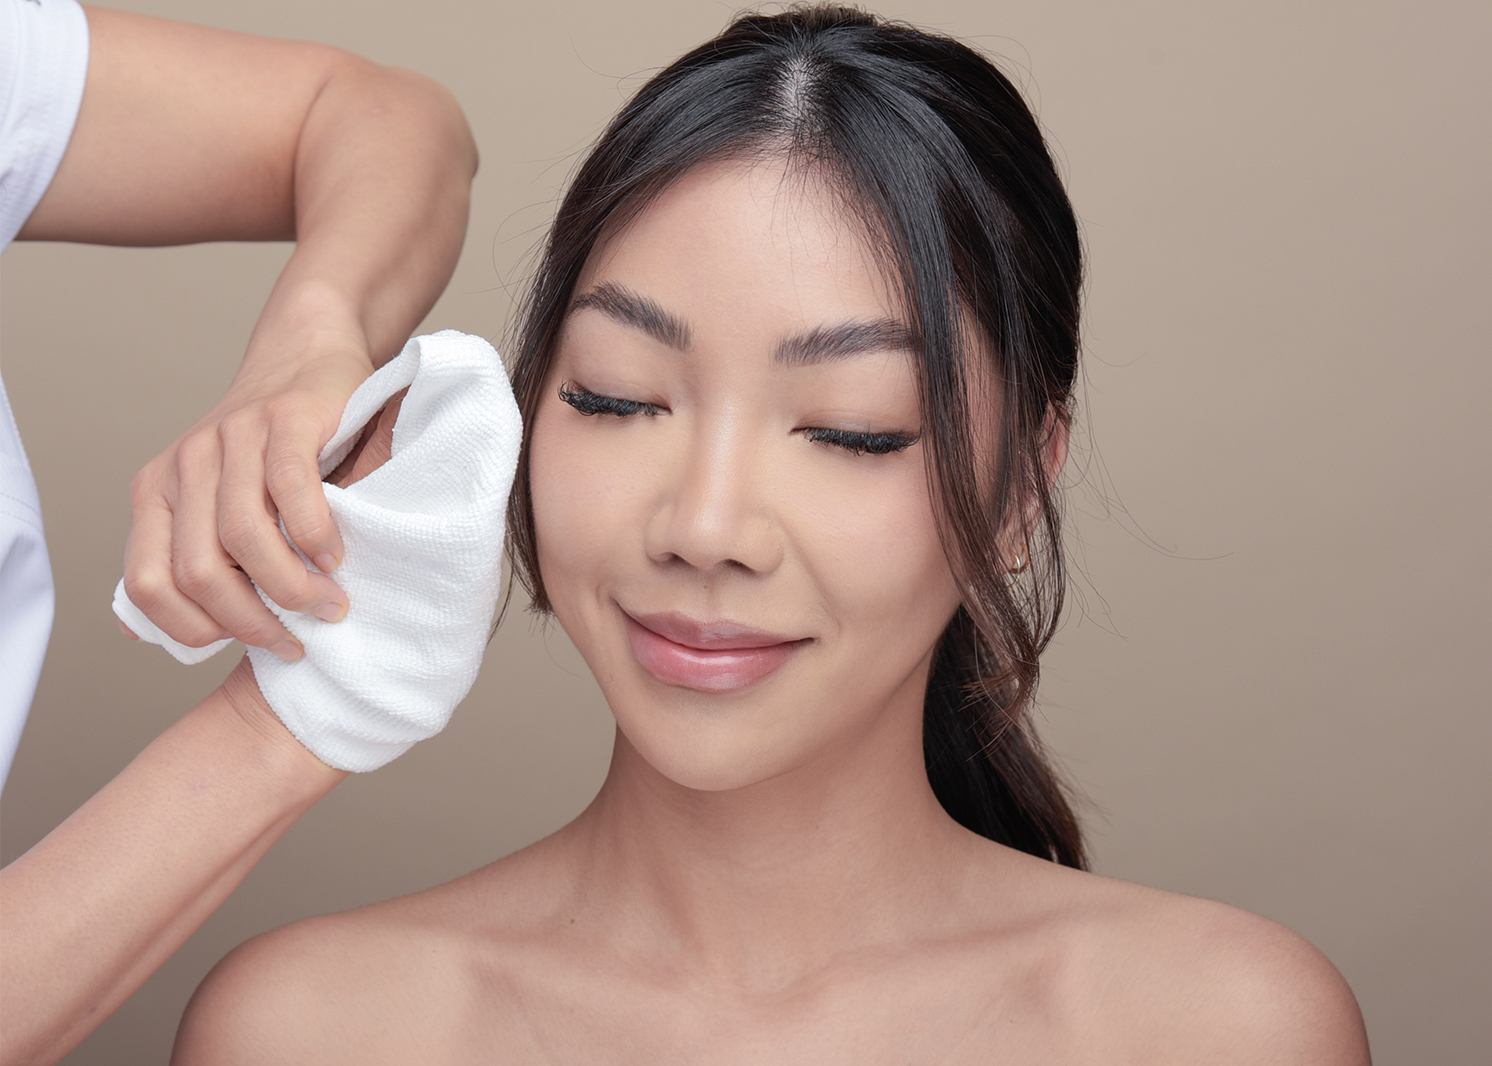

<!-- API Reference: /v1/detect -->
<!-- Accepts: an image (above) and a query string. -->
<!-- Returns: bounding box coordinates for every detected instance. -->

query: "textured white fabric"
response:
[0,391,54,787]
[1,0,89,246]
[113,331,522,771]
[0,0,89,789]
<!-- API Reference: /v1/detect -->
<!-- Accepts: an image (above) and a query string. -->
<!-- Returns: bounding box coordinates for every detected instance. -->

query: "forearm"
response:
[0,661,345,1066]
[23,8,477,371]
[240,59,478,381]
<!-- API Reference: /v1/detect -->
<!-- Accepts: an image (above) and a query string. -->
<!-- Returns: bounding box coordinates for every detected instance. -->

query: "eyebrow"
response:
[567,281,915,366]
[569,283,692,351]
[773,319,916,367]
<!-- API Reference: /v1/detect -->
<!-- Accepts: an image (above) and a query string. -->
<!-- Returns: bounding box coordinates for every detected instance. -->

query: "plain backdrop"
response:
[1,1,1487,1062]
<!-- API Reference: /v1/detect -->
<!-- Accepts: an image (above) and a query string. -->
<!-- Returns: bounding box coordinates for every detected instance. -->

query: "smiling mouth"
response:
[621,610,810,693]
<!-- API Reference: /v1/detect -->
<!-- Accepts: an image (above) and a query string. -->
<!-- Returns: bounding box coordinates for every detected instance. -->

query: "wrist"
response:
[236,276,378,387]
[211,657,348,806]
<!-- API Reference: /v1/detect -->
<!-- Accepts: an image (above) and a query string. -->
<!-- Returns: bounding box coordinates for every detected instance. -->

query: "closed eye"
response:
[558,381,666,417]
[800,427,920,456]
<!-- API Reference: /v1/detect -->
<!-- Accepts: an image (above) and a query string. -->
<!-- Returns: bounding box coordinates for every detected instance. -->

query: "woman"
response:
[173,7,1369,1061]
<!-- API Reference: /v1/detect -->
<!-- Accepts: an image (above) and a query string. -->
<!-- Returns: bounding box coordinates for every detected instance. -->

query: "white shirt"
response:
[0,0,89,788]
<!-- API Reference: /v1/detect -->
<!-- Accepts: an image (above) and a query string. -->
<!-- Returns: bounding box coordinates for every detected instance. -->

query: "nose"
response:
[644,418,784,576]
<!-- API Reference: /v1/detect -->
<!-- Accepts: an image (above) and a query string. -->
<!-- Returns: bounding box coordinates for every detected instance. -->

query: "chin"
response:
[602,676,848,796]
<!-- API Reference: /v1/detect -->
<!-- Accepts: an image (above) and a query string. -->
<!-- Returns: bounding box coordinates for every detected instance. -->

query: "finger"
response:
[328,392,405,488]
[123,455,237,649]
[118,620,139,640]
[168,435,306,660]
[217,425,349,625]
[263,401,344,574]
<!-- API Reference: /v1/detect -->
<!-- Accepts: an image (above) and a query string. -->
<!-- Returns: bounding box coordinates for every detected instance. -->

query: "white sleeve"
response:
[0,0,89,251]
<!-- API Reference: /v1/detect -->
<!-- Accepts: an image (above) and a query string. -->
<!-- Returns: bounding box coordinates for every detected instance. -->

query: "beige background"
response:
[1,0,1487,1061]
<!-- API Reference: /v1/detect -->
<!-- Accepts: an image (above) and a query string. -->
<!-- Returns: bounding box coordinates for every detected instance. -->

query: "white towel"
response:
[113,330,521,771]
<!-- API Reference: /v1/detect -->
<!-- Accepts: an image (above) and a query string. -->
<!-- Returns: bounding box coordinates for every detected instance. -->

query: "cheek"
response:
[790,455,960,653]
[528,400,631,608]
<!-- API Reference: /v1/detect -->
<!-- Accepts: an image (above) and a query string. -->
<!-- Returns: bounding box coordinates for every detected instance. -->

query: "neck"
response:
[557,691,982,991]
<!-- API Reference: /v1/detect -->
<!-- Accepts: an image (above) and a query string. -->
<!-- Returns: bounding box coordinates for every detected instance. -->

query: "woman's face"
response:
[529,160,965,793]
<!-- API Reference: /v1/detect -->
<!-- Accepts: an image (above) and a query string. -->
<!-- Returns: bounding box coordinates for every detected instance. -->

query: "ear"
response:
[999,406,1068,571]
[1040,406,1070,487]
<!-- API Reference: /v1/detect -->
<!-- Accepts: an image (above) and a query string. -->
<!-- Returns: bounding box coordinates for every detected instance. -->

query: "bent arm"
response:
[22,6,479,654]
[21,6,477,349]
[0,395,399,1066]
[0,662,346,1066]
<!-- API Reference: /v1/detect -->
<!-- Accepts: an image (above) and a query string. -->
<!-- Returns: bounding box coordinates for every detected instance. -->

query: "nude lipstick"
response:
[622,610,808,693]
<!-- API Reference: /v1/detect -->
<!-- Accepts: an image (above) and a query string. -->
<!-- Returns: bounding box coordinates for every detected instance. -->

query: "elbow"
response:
[336,52,478,181]
[391,65,479,181]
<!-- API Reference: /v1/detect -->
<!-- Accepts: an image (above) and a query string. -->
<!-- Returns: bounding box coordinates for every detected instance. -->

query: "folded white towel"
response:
[113,330,521,771]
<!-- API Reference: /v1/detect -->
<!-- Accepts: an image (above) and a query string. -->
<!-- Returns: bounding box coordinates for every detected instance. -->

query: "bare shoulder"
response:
[1117,890,1366,1063]
[171,895,466,1065]
[172,843,572,1065]
[996,855,1372,1065]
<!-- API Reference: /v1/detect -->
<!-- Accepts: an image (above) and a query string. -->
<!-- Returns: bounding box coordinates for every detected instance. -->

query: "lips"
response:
[622,610,809,692]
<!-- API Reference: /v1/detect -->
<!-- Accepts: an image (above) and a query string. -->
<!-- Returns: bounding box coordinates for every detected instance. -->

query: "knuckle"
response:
[129,468,158,505]
[273,585,316,609]
[265,453,313,493]
[174,431,219,474]
[264,393,314,424]
[225,608,289,650]
[218,408,266,445]
[123,565,169,611]
[265,571,316,612]
[178,619,232,648]
[280,503,334,541]
[171,551,221,598]
[216,507,266,559]
[263,396,293,425]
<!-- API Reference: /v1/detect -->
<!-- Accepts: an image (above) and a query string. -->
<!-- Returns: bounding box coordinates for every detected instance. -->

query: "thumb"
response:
[327,391,406,488]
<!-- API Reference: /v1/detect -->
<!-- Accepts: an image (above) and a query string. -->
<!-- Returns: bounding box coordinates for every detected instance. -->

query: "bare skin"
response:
[172,163,1369,1064]
[0,397,401,1066]
[174,820,1365,1064]
[20,6,478,659]
[2,6,472,1058]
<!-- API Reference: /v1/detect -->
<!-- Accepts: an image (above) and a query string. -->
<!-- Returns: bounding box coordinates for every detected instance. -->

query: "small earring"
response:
[1001,545,1029,587]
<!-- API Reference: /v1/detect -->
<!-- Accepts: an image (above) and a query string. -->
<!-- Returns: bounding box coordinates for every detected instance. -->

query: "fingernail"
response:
[271,640,304,663]
[313,553,340,574]
[313,601,347,623]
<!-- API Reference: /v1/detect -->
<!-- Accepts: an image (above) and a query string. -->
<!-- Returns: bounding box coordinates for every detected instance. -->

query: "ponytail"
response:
[924,607,1085,867]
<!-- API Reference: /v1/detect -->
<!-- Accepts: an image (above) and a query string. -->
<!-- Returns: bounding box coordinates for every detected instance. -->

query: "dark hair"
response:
[507,4,1086,868]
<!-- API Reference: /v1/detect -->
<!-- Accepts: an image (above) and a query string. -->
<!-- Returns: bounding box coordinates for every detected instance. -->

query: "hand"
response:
[211,389,405,743]
[122,334,376,661]
[325,389,404,489]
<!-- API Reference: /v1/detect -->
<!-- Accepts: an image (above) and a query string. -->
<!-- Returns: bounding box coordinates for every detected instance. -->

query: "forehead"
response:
[573,159,904,337]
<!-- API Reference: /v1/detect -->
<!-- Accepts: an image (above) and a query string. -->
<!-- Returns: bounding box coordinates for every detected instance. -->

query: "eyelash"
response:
[800,427,920,456]
[558,381,664,418]
[557,382,919,456]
